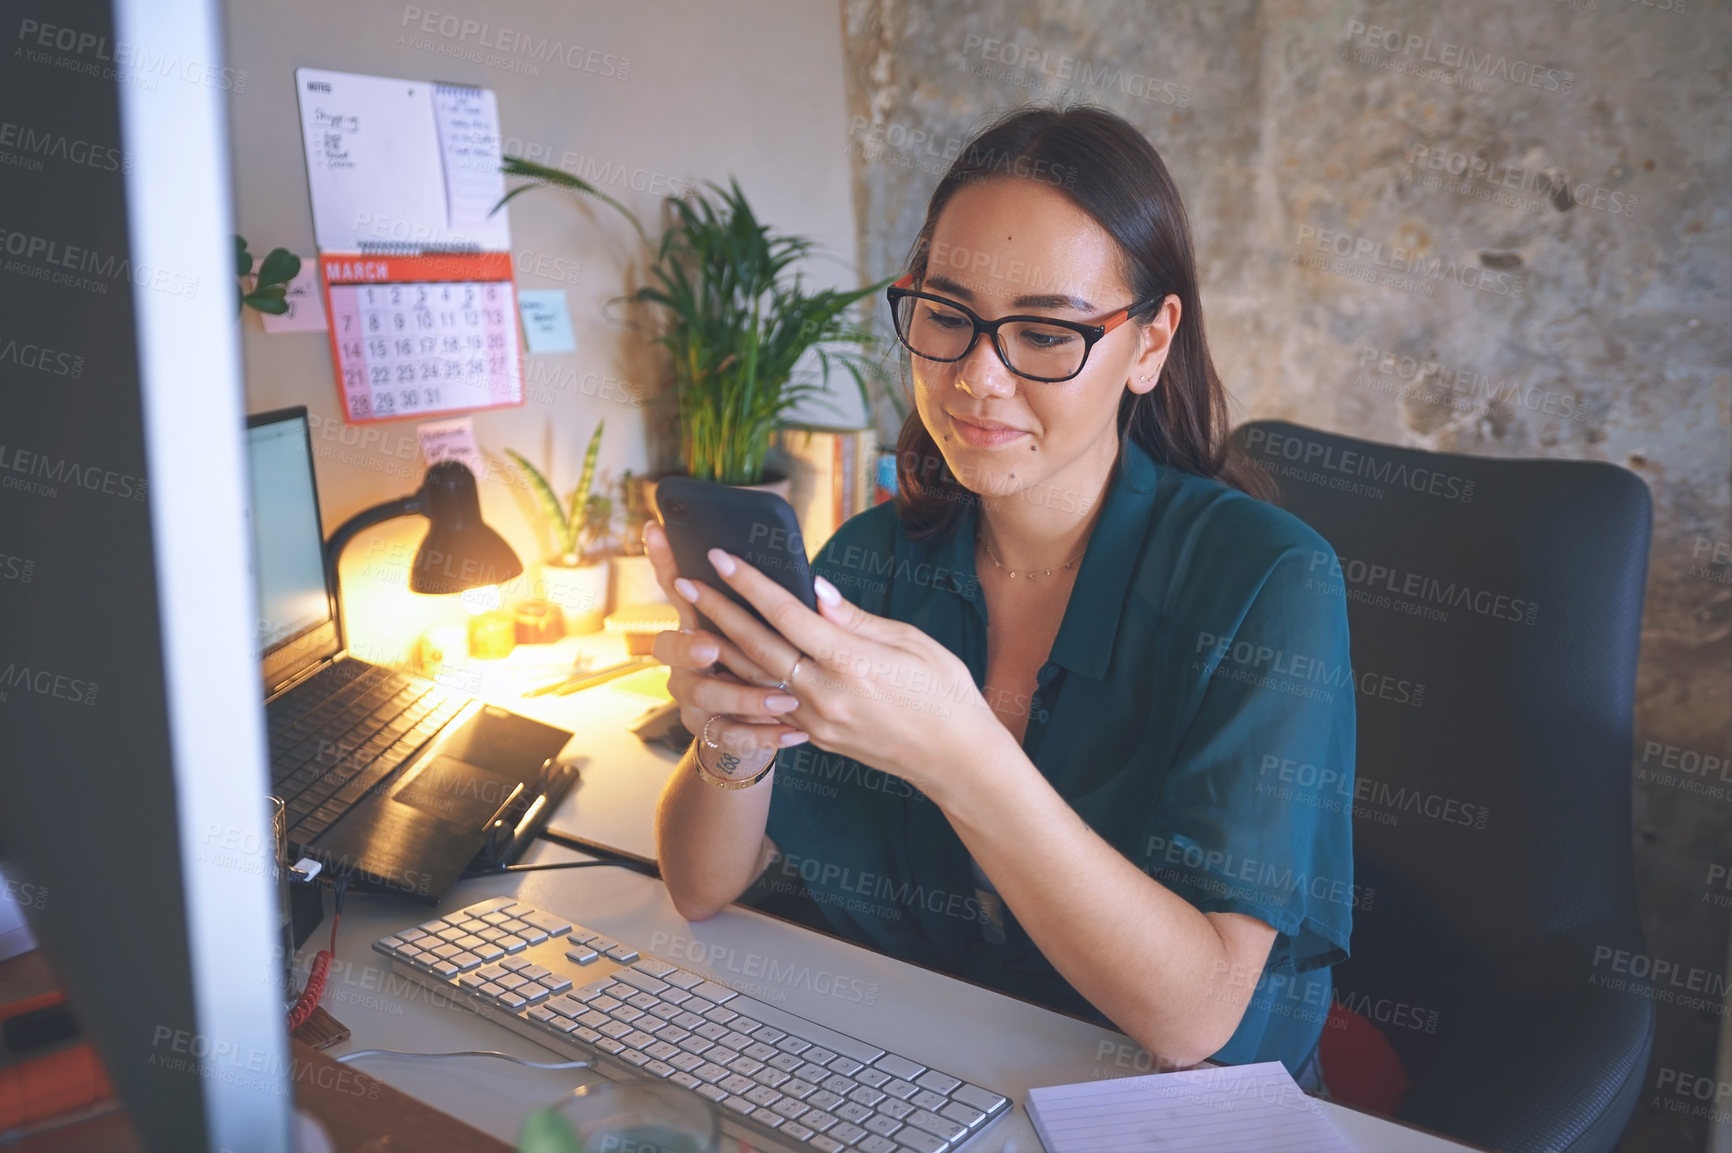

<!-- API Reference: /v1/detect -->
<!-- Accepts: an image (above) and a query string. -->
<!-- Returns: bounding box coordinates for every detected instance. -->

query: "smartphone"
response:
[653,476,816,637]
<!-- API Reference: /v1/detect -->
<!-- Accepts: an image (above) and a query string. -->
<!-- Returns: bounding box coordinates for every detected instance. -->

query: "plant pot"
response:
[611,552,666,605]
[538,557,611,634]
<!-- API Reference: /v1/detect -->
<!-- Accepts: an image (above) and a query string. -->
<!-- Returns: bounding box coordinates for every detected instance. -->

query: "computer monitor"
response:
[0,0,293,1148]
[246,409,342,692]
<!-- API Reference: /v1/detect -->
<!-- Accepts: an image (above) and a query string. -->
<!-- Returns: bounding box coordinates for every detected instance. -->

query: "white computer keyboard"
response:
[373,896,1012,1153]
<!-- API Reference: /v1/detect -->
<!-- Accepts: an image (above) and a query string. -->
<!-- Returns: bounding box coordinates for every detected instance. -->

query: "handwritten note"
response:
[432,84,507,231]
[417,416,485,480]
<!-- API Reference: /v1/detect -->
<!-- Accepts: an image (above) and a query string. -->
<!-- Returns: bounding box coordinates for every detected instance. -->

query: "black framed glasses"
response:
[885,272,1155,384]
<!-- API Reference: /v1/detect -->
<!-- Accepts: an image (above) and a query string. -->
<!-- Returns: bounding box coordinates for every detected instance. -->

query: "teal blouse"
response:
[757,435,1356,1076]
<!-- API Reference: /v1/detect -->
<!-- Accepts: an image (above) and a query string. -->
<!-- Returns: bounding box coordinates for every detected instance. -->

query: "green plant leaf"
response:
[255,247,301,289]
[240,289,290,315]
[505,449,572,557]
[492,156,648,245]
[233,235,253,279]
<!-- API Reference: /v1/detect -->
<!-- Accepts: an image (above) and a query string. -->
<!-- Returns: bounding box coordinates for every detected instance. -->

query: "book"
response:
[1025,1061,1354,1153]
[770,425,877,560]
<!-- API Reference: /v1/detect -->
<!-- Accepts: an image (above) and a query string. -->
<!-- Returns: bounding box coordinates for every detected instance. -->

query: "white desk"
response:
[325,633,1484,1152]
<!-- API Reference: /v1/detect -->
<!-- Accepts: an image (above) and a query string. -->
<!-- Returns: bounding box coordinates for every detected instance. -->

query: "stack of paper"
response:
[1026,1061,1355,1153]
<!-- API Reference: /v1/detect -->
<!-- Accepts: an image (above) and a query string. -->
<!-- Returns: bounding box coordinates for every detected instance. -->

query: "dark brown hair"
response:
[891,104,1272,539]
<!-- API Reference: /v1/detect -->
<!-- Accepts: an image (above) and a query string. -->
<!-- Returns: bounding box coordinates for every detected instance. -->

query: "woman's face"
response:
[910,177,1172,503]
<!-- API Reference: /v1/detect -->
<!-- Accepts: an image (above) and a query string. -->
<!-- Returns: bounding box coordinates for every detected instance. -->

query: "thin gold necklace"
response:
[977,521,1088,582]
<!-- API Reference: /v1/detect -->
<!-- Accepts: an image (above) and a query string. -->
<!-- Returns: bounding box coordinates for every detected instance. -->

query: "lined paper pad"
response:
[1026,1062,1355,1153]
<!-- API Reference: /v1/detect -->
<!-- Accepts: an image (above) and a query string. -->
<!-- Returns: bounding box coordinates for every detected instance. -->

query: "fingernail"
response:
[764,693,799,711]
[707,547,736,577]
[778,731,810,747]
[692,643,719,663]
[813,574,841,606]
[674,577,699,603]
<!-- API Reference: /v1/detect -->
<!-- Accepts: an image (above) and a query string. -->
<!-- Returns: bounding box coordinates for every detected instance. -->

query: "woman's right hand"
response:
[643,521,808,777]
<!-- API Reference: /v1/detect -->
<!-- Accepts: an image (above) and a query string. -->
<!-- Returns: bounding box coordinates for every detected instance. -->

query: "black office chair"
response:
[1231,420,1654,1153]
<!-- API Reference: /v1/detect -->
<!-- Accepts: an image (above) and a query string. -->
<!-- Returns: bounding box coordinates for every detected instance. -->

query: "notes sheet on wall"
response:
[295,67,522,424]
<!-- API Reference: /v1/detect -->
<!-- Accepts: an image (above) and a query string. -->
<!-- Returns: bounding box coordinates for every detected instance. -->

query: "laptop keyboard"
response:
[375,896,1012,1153]
[268,662,467,844]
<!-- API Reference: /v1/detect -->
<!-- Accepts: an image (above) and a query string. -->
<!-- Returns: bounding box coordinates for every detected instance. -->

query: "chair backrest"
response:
[1231,420,1652,1078]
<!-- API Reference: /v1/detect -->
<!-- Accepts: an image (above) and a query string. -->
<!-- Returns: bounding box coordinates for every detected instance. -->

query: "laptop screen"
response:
[245,409,340,690]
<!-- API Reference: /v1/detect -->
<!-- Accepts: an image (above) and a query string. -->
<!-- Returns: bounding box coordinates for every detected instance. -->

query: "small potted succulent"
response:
[507,421,614,633]
[234,235,301,316]
[608,468,667,606]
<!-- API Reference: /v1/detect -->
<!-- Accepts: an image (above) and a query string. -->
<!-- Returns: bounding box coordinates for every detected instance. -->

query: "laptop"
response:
[245,406,575,904]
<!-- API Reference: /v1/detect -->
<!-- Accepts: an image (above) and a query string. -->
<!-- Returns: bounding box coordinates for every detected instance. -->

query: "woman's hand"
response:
[643,522,810,780]
[668,544,1003,797]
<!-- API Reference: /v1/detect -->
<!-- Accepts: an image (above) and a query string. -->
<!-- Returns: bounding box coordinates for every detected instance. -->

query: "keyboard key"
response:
[610,1005,644,1023]
[783,1079,818,1100]
[498,935,529,954]
[591,996,623,1013]
[495,991,527,1011]
[940,1101,986,1128]
[494,973,527,990]
[907,1109,967,1141]
[668,1052,704,1072]
[514,926,549,945]
[703,1007,738,1026]
[458,973,488,991]
[599,1021,633,1039]
[822,1074,856,1096]
[501,956,535,973]
[481,911,511,925]
[603,944,639,963]
[916,1069,961,1095]
[856,1136,899,1153]
[720,1095,755,1116]
[796,1062,832,1083]
[807,1089,845,1112]
[693,1062,730,1083]
[517,984,551,1005]
[896,1128,947,1153]
[622,1030,659,1050]
[849,1085,887,1108]
[706,1047,741,1068]
[810,1137,845,1153]
[663,968,704,990]
[644,1041,680,1061]
[753,1067,792,1088]
[874,1053,925,1081]
[521,910,573,938]
[802,1109,839,1132]
[951,1083,1007,1114]
[453,934,485,952]
[430,961,459,979]
[614,969,670,995]
[743,1041,779,1062]
[695,1083,727,1103]
[620,1048,652,1068]
[528,1006,560,1024]
[768,1052,805,1073]
[853,1066,891,1088]
[751,1025,786,1044]
[471,943,505,962]
[477,927,507,942]
[835,1102,874,1124]
[645,1059,676,1078]
[670,1071,701,1090]
[745,1085,781,1108]
[691,981,737,1003]
[718,1074,755,1095]
[772,1099,810,1121]
[673,1011,707,1030]
[595,1037,625,1055]
[727,1056,765,1078]
[882,1078,919,1100]
[725,997,883,1065]
[803,1046,838,1067]
[864,1115,902,1138]
[539,973,572,994]
[633,958,676,978]
[911,1089,949,1112]
[718,1030,754,1051]
[627,992,659,1011]
[829,1056,864,1077]
[878,1098,915,1121]
[824,1125,863,1149]
[694,1022,729,1042]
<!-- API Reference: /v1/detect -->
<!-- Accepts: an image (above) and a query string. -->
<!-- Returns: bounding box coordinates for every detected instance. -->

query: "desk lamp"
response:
[322,461,522,642]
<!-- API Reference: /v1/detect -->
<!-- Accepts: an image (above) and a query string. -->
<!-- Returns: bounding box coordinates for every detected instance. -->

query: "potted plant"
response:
[507,420,614,633]
[609,468,666,606]
[494,162,892,510]
[628,177,888,498]
[234,235,301,316]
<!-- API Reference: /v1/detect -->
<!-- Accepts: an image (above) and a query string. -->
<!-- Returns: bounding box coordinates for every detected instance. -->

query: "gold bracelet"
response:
[694,741,777,791]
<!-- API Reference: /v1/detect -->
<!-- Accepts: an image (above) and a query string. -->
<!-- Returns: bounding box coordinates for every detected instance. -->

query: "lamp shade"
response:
[409,461,523,595]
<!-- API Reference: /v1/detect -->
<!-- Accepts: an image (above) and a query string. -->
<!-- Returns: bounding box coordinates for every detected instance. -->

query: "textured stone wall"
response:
[841,2,1730,1150]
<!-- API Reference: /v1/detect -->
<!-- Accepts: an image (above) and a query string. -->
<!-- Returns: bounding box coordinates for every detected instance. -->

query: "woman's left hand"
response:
[672,547,1000,796]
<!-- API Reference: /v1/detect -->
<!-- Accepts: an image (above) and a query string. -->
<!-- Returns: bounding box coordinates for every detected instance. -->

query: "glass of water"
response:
[553,1080,719,1153]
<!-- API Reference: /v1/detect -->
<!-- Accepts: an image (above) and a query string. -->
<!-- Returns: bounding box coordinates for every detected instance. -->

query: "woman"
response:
[645,105,1355,1090]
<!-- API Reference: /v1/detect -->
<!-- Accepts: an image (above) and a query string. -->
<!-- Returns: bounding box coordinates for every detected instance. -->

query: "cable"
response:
[287,873,349,1033]
[335,1048,593,1071]
[463,859,659,878]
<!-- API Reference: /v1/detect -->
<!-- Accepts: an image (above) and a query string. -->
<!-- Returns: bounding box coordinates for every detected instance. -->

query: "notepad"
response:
[1026,1061,1355,1153]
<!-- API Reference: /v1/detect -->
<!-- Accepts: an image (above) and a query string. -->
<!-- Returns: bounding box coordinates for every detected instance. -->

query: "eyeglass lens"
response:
[894,294,1089,380]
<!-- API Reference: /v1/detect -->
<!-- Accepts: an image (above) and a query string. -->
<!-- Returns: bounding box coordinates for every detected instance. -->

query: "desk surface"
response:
[309,632,1484,1152]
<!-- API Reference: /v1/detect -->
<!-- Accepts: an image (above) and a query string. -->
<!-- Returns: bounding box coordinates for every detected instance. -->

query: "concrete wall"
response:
[838,2,1729,1150]
[224,0,860,662]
